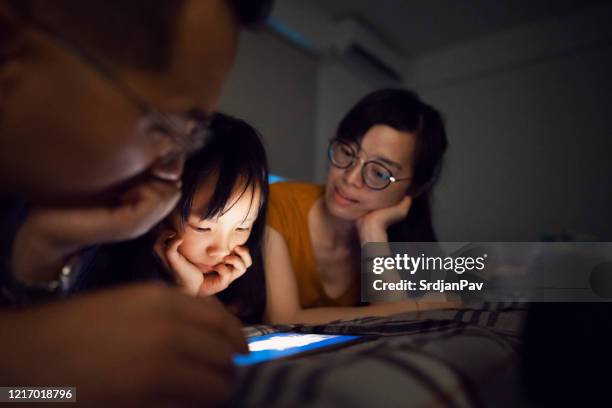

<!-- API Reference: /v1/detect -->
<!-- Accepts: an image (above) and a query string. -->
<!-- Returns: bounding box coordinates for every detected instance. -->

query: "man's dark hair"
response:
[6,0,273,71]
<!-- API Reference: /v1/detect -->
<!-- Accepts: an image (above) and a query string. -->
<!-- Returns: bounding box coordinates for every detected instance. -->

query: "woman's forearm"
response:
[267,299,462,325]
[267,301,418,325]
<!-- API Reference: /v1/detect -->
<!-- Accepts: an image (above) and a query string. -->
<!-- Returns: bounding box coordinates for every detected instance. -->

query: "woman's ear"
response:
[405,183,418,198]
[406,183,426,199]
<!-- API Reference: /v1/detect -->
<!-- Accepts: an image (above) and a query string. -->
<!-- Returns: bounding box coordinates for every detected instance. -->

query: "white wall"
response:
[219,4,612,242]
[219,29,318,181]
[405,3,612,241]
[220,29,393,184]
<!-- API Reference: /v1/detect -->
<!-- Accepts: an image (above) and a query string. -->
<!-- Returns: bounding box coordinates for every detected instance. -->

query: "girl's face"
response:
[174,174,261,273]
[324,124,416,221]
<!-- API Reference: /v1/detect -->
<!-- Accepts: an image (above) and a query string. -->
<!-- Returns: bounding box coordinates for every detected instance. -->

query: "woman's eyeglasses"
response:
[328,139,411,190]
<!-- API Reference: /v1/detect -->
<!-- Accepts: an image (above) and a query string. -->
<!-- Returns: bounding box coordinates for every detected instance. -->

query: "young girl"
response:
[153,112,269,322]
[92,113,269,323]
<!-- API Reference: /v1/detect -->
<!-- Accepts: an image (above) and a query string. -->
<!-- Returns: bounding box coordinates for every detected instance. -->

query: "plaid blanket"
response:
[230,303,528,407]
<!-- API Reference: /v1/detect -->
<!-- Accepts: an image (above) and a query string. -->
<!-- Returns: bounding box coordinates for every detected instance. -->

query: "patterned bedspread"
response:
[230,303,529,407]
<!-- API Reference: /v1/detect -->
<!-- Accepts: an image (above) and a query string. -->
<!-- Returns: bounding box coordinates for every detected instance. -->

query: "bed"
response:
[230,303,528,407]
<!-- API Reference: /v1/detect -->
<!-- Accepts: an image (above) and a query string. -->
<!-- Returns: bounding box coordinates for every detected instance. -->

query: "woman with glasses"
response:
[264,88,452,324]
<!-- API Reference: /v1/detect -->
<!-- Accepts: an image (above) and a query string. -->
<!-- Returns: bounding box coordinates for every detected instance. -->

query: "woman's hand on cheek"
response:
[356,195,412,244]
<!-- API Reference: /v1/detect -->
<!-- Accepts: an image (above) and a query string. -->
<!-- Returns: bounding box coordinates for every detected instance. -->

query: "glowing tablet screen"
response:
[233,333,361,366]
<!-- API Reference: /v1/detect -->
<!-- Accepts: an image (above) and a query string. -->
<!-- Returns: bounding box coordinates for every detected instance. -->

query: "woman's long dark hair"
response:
[176,112,269,323]
[335,88,447,242]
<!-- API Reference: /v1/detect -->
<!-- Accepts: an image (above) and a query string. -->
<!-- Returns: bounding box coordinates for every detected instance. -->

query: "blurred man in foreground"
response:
[0,0,271,405]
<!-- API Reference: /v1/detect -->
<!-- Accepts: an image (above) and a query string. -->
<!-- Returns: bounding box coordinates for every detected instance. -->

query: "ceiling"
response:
[310,0,608,57]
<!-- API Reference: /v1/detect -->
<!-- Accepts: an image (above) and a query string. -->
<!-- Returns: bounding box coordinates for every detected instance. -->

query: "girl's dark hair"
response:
[335,88,447,242]
[177,112,269,323]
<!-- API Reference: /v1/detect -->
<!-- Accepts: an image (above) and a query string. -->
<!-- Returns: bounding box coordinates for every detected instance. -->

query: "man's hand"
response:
[10,177,181,284]
[2,283,248,406]
[155,232,251,297]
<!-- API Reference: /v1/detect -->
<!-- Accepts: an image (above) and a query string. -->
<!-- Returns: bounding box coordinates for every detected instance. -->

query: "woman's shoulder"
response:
[267,182,323,231]
[269,181,323,203]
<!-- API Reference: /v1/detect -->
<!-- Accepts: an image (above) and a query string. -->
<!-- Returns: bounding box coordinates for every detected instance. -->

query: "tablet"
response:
[233,332,363,366]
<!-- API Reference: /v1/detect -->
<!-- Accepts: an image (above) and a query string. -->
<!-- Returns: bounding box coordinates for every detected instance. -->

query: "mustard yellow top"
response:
[267,182,359,308]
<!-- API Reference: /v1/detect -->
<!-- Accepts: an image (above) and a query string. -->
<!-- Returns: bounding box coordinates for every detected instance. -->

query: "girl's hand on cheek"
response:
[196,246,251,297]
[356,195,412,244]
[155,235,205,297]
[213,245,252,287]
[154,233,252,297]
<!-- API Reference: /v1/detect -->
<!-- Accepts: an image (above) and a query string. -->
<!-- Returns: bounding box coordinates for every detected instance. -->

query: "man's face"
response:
[0,0,239,204]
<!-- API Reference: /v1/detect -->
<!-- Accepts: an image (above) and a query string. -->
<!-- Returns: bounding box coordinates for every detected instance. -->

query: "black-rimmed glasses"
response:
[328,139,412,190]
